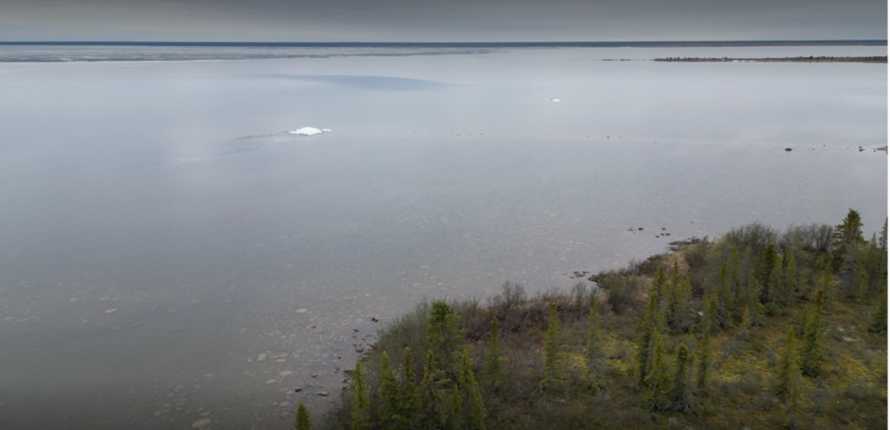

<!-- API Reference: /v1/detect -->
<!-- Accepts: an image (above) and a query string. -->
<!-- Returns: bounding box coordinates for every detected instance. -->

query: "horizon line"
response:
[0,39,885,47]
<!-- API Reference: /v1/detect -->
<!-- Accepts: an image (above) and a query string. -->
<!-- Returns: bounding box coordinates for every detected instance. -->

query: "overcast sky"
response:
[1,0,886,42]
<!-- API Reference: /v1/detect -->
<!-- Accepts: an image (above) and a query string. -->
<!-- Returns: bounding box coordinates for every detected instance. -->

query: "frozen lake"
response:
[0,43,886,428]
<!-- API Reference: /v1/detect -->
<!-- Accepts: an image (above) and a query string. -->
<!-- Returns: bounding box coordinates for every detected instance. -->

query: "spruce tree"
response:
[653,267,668,304]
[881,218,888,251]
[638,290,660,386]
[483,318,503,391]
[727,247,741,295]
[766,251,784,312]
[668,272,692,332]
[542,303,562,390]
[745,273,765,326]
[832,209,865,272]
[782,246,800,305]
[586,295,603,390]
[759,243,778,302]
[418,350,442,429]
[701,292,717,337]
[696,299,714,393]
[800,304,824,377]
[295,402,311,430]
[670,344,691,412]
[427,301,462,378]
[400,347,418,427]
[695,334,711,393]
[644,327,670,410]
[378,352,403,429]
[775,328,801,407]
[350,362,369,430]
[717,260,734,327]
[444,386,464,430]
[458,347,487,430]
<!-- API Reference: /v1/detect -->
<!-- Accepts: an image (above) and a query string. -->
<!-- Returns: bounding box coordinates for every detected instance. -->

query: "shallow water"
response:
[0,45,886,429]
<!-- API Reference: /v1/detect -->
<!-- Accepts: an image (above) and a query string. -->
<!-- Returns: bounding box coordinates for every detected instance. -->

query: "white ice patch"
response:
[550,97,561,103]
[288,127,331,136]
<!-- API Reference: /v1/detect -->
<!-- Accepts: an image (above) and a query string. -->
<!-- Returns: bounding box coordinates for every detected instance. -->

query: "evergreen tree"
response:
[542,303,563,390]
[443,386,464,430]
[727,246,741,292]
[295,402,311,430]
[427,301,462,378]
[800,305,824,377]
[775,328,801,407]
[585,295,603,391]
[759,243,778,303]
[783,249,799,299]
[766,251,784,312]
[668,272,692,332]
[417,350,443,429]
[731,248,749,314]
[638,290,661,386]
[670,344,691,412]
[378,352,404,429]
[644,326,670,410]
[653,268,668,304]
[483,318,503,391]
[815,270,834,313]
[835,209,865,244]
[458,347,487,430]
[833,209,865,271]
[864,234,885,294]
[881,218,888,251]
[695,334,711,393]
[350,362,369,430]
[717,260,735,327]
[744,274,765,327]
[701,292,718,337]
[696,298,714,392]
[400,347,418,427]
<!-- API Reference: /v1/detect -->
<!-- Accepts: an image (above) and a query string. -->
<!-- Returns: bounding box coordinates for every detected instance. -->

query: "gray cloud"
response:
[0,0,885,41]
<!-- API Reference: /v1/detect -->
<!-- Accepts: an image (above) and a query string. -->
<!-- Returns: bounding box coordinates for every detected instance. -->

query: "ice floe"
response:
[288,127,332,136]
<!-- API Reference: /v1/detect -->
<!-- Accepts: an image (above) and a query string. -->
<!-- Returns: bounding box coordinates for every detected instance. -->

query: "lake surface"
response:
[0,43,886,429]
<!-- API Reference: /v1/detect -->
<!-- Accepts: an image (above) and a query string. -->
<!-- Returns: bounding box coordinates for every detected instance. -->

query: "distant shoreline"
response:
[653,55,887,63]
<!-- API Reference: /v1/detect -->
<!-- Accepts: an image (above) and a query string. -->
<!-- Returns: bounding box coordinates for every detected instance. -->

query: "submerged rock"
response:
[191,418,212,429]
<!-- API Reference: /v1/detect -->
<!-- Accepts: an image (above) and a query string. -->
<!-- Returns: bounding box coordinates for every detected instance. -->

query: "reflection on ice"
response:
[224,128,331,154]
[262,74,447,91]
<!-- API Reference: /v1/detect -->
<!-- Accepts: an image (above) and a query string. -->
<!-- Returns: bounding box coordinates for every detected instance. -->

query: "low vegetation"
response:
[300,210,887,429]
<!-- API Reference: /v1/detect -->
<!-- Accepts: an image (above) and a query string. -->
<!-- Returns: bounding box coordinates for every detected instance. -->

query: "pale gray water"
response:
[0,45,886,429]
